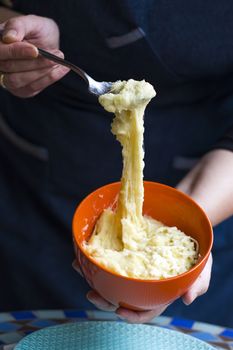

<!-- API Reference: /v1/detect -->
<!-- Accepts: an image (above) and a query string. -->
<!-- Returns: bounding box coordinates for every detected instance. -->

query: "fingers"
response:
[7,65,69,98]
[0,47,68,97]
[1,15,33,43]
[86,289,169,323]
[25,65,69,91]
[182,253,213,305]
[0,41,38,60]
[0,15,64,96]
[1,15,59,51]
[116,304,168,324]
[0,47,66,97]
[1,15,58,46]
[87,290,117,312]
[0,50,64,73]
[72,260,83,277]
[4,66,57,90]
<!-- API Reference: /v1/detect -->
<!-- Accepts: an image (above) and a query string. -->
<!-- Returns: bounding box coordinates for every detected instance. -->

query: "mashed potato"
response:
[83,79,198,279]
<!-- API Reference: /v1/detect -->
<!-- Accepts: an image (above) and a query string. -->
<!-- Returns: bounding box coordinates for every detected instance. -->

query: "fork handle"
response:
[37,48,89,84]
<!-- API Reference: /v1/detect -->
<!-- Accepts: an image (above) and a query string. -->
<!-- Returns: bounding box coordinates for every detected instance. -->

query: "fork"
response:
[0,28,113,96]
[37,48,113,96]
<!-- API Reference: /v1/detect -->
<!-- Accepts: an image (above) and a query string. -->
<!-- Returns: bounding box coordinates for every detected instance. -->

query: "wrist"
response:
[177,149,233,226]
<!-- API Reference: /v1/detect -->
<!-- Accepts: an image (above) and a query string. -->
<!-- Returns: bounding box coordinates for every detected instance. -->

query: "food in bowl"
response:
[83,79,199,279]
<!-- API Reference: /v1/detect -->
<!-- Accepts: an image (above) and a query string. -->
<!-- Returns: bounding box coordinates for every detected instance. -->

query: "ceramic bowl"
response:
[73,182,213,311]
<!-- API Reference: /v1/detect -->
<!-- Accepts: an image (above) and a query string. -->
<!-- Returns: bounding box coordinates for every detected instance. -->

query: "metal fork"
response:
[38,48,113,96]
[0,28,112,96]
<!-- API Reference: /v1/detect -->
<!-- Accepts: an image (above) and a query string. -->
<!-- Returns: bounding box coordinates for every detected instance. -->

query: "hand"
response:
[73,260,169,323]
[74,255,211,323]
[176,149,233,305]
[182,253,212,305]
[0,15,69,97]
[86,290,169,323]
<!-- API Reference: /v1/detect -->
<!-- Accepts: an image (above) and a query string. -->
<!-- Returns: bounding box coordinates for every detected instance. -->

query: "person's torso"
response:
[1,0,233,196]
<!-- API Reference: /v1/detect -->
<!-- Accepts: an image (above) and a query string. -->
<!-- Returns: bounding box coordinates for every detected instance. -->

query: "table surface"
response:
[0,310,233,350]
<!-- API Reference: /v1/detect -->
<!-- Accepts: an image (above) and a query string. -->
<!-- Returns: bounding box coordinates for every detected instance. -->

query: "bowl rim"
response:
[72,181,213,283]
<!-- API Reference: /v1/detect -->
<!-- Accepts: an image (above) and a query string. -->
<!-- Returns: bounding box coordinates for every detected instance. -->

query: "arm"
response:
[177,149,233,226]
[176,148,233,304]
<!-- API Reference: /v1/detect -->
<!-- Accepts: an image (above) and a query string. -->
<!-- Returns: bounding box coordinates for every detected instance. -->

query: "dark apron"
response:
[0,0,233,326]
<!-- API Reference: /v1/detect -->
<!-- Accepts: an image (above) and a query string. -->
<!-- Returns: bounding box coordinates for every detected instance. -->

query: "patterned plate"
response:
[15,321,215,350]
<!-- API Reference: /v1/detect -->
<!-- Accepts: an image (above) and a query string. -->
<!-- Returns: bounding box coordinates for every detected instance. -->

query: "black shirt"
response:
[1,0,233,317]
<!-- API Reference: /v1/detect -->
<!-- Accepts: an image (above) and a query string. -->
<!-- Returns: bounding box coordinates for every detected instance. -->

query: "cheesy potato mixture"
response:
[83,79,198,279]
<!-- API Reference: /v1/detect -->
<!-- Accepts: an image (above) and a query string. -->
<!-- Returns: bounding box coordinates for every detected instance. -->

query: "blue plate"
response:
[15,321,215,350]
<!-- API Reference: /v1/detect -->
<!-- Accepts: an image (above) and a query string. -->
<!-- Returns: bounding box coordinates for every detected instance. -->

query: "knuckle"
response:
[8,45,18,59]
[26,14,43,27]
[5,17,18,28]
[47,17,59,31]
[5,16,24,32]
[200,286,208,295]
[26,14,37,21]
[28,82,40,93]
[22,89,41,98]
[126,314,143,324]
[49,67,68,81]
[49,67,61,81]
[138,315,148,324]
[53,50,64,59]
[25,90,41,98]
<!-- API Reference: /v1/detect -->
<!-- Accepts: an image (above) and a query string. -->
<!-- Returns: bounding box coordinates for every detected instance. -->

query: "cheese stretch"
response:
[83,79,198,279]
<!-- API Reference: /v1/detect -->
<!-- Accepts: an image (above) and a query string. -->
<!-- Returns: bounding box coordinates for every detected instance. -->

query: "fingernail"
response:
[183,293,196,305]
[117,314,126,320]
[116,310,126,320]
[23,47,38,58]
[3,29,17,39]
[86,292,94,303]
[54,50,64,58]
[86,297,95,306]
[72,260,78,270]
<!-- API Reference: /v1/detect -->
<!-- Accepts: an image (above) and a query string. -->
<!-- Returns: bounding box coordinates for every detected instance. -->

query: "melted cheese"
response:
[83,79,198,279]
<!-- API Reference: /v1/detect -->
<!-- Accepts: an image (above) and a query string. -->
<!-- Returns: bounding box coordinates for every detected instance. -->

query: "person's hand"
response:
[87,290,170,323]
[73,254,211,323]
[0,15,69,97]
[86,252,211,316]
[176,149,233,302]
[182,253,212,305]
[72,260,169,323]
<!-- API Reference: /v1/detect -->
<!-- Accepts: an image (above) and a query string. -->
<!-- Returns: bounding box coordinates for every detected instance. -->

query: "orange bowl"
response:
[72,182,213,311]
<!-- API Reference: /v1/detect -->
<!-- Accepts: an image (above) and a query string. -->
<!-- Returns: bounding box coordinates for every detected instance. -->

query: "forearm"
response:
[0,6,20,22]
[177,149,233,227]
